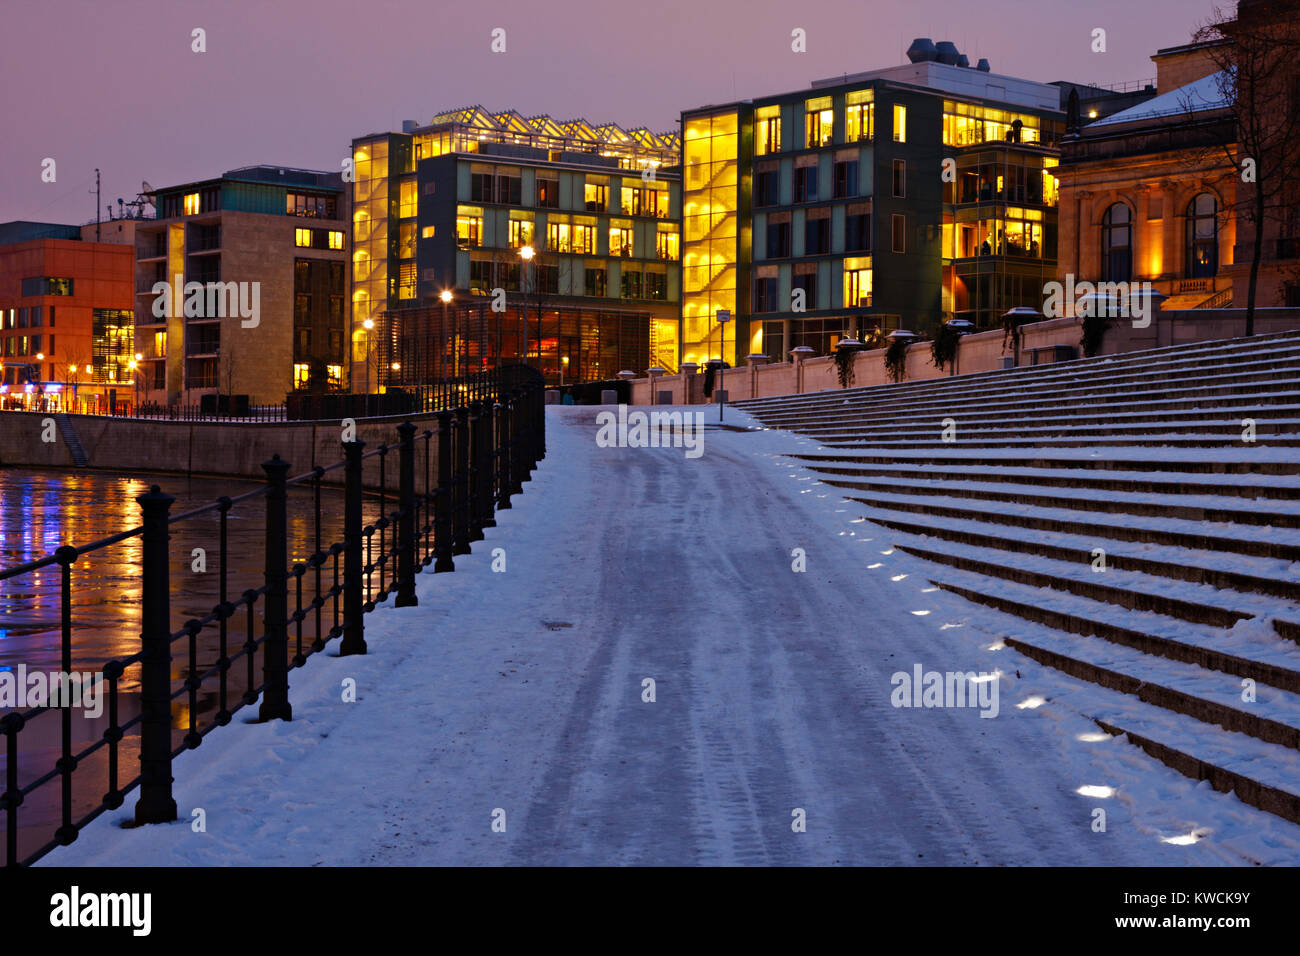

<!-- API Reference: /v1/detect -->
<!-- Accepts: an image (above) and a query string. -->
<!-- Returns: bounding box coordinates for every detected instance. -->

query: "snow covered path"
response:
[45,406,1287,866]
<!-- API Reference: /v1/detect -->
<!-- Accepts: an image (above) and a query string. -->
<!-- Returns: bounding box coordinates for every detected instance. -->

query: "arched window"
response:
[1186,193,1218,279]
[1101,203,1133,282]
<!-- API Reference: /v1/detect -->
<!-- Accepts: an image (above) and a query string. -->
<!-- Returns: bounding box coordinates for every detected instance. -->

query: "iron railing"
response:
[0,364,545,866]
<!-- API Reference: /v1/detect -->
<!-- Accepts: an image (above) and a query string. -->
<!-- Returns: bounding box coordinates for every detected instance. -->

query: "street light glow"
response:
[440,290,453,303]
[518,245,535,261]
[362,318,374,330]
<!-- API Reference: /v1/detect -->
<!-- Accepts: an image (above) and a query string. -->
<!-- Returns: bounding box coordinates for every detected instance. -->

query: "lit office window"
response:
[293,363,310,389]
[893,105,907,143]
[805,97,833,148]
[755,105,781,155]
[295,228,313,247]
[845,91,874,141]
[183,193,200,215]
[329,231,345,250]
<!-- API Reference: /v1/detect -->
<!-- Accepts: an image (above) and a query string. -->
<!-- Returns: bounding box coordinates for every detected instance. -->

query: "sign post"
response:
[716,309,731,422]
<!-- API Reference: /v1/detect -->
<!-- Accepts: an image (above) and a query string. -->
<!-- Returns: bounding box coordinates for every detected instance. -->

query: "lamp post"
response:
[361,318,375,412]
[519,244,542,378]
[440,289,453,384]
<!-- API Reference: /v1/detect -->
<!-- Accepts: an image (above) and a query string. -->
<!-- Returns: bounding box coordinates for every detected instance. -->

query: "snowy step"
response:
[739,335,1300,415]
[845,489,1300,561]
[856,508,1300,601]
[760,390,1300,430]
[821,473,1300,529]
[807,416,1300,441]
[821,433,1300,450]
[929,572,1300,695]
[790,447,1300,476]
[748,361,1300,423]
[801,460,1300,502]
[964,600,1300,750]
[1095,716,1300,826]
[895,540,1253,627]
[756,378,1300,428]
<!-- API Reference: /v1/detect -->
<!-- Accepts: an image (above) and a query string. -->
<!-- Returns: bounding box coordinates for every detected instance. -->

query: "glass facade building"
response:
[681,53,1065,364]
[352,107,681,385]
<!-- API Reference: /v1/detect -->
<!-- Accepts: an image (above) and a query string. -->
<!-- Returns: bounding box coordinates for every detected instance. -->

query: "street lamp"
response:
[362,317,375,402]
[519,244,542,376]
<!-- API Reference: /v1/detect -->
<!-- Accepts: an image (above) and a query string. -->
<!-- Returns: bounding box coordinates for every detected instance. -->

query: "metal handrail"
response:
[0,364,546,866]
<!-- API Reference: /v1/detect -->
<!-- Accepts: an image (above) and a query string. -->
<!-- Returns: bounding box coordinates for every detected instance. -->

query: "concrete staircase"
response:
[736,331,1300,824]
[53,414,89,467]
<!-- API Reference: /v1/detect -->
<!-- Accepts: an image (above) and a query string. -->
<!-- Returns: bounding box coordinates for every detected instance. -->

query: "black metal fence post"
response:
[134,485,178,825]
[395,422,419,608]
[496,397,513,510]
[468,401,485,543]
[479,399,496,529]
[434,412,455,572]
[259,454,292,721]
[341,440,367,654]
[509,390,526,494]
[533,379,546,462]
[453,406,471,555]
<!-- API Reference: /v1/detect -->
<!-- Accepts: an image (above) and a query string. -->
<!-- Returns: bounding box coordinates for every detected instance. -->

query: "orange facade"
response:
[0,239,135,412]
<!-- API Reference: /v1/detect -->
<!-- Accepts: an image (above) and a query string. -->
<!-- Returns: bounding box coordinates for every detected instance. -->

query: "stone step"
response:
[846,492,1300,561]
[858,511,1300,600]
[739,333,1300,415]
[1093,717,1300,827]
[802,461,1300,501]
[823,475,1300,528]
[746,356,1300,423]
[792,450,1300,477]
[896,542,1251,627]
[777,395,1300,434]
[932,577,1300,696]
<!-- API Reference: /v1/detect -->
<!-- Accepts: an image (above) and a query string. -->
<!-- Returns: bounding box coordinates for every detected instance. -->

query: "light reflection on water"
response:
[0,466,359,862]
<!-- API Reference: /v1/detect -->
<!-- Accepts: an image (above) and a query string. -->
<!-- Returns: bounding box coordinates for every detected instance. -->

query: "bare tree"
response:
[1194,2,1300,335]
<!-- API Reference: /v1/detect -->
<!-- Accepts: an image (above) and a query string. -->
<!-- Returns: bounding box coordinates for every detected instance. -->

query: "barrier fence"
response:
[0,365,546,866]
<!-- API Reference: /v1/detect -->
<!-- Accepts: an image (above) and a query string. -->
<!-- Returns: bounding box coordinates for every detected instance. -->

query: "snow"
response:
[43,406,1300,866]
[1088,71,1231,128]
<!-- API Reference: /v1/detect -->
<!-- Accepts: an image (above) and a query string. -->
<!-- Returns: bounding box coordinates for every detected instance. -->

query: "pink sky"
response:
[0,0,1221,224]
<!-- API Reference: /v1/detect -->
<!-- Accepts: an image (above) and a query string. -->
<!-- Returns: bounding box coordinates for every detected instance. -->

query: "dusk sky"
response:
[2,0,1220,224]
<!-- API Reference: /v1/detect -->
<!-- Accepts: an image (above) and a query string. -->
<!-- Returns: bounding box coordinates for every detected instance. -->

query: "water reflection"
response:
[0,466,366,863]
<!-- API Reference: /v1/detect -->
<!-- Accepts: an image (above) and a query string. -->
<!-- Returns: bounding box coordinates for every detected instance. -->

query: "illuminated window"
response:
[547,220,573,254]
[805,97,833,148]
[293,363,309,389]
[844,261,873,307]
[893,105,907,143]
[327,365,342,389]
[295,228,313,247]
[584,181,608,212]
[329,231,344,250]
[845,91,874,141]
[610,223,633,257]
[571,223,596,255]
[456,208,483,248]
[422,225,436,239]
[154,331,166,356]
[396,179,417,219]
[755,106,781,155]
[398,262,416,299]
[656,228,679,260]
[183,193,200,215]
[508,218,533,248]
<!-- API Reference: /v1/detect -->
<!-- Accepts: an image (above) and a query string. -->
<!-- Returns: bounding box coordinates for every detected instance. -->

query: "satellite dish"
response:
[141,180,154,194]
